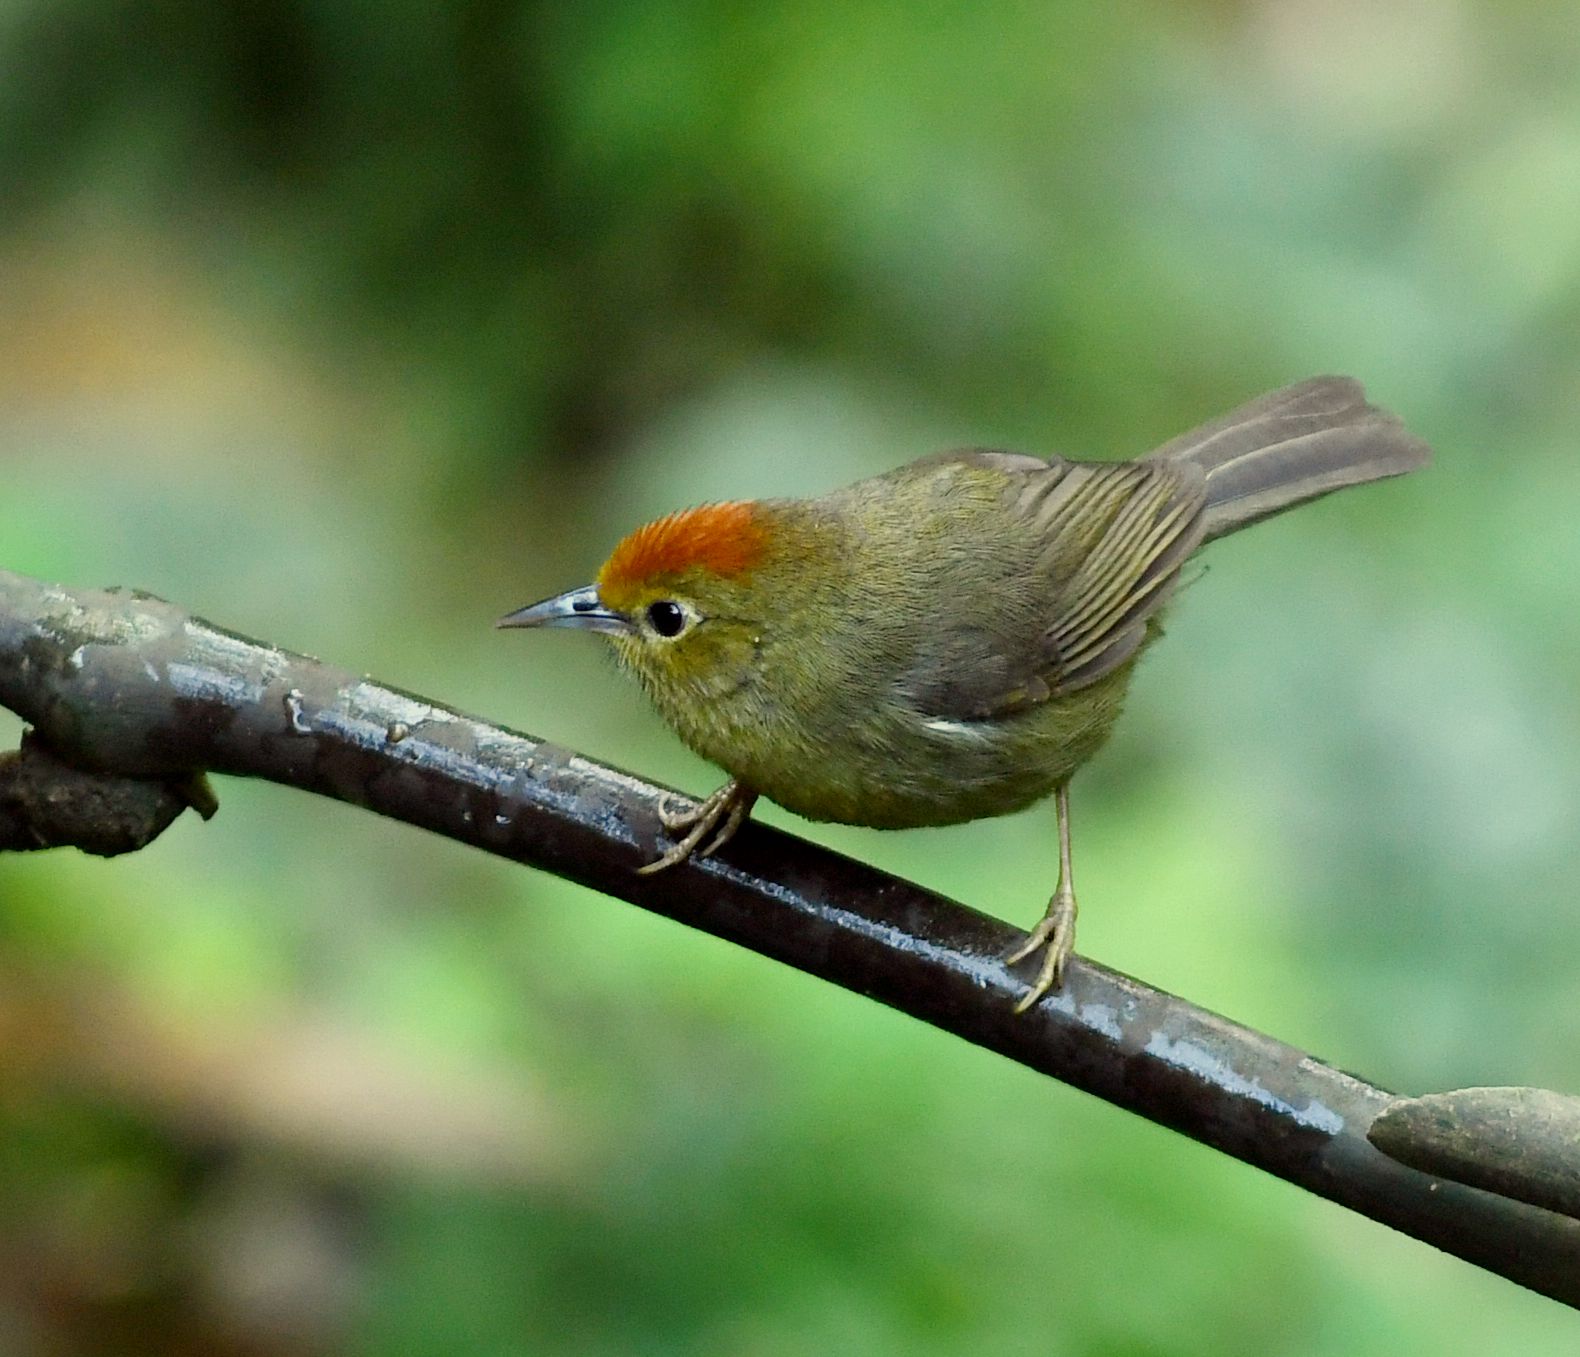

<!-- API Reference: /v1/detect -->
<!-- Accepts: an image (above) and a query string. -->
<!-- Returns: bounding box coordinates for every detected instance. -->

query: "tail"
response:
[1145,376,1431,542]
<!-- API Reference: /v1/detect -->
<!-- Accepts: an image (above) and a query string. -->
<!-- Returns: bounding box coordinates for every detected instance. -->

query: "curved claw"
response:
[636,818,714,874]
[654,792,700,834]
[637,781,757,875]
[1008,886,1077,1013]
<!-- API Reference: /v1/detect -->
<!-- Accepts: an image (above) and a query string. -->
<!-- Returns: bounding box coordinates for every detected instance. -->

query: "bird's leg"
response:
[1007,781,1078,1011]
[638,780,758,875]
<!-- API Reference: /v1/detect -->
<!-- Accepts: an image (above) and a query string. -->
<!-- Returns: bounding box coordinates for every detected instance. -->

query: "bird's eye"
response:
[645,600,688,638]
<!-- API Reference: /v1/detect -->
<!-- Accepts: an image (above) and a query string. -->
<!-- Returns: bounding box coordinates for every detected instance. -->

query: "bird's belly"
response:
[720,682,1129,830]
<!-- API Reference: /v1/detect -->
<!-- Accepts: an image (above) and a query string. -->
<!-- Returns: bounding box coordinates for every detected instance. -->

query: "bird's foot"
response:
[1006,885,1077,1013]
[637,780,757,874]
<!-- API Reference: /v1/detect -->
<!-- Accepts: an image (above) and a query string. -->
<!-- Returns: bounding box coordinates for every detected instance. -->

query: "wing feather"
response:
[890,452,1207,720]
[1044,464,1204,691]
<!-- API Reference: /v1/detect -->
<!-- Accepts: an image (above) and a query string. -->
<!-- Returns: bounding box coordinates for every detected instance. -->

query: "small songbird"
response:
[500,377,1430,1010]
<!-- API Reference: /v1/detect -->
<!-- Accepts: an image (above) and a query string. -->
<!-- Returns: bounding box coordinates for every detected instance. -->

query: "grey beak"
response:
[496,585,631,636]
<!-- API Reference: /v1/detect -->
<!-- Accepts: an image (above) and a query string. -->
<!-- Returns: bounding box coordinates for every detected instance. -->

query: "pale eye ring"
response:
[645,600,688,638]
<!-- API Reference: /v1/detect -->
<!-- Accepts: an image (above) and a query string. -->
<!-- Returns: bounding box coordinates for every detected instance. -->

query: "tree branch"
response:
[2,567,1578,1305]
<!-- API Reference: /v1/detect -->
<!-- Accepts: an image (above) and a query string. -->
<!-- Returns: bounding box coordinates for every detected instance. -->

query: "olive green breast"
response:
[688,611,1152,828]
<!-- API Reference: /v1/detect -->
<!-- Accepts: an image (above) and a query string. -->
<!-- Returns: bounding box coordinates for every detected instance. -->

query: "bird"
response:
[499,376,1430,1010]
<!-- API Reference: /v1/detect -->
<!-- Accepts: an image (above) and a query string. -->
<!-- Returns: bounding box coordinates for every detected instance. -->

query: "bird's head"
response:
[499,501,779,708]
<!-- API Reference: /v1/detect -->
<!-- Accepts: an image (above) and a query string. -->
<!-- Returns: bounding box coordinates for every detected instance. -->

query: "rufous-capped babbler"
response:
[500,377,1430,1010]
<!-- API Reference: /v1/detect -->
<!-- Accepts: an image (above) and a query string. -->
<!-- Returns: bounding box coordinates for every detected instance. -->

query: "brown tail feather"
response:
[1146,376,1431,542]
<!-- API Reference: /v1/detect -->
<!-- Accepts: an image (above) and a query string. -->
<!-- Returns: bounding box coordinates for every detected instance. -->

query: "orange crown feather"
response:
[597,501,768,609]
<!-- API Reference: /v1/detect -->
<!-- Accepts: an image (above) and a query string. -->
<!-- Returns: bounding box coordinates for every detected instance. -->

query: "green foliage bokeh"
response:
[3,2,1579,1353]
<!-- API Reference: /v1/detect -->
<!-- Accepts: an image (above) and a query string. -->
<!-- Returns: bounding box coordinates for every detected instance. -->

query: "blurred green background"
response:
[3,1,1580,1353]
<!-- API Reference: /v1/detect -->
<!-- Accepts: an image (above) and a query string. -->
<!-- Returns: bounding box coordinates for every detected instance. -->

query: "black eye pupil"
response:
[647,601,686,637]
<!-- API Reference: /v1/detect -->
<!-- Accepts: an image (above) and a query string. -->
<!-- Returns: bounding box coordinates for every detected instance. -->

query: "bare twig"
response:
[2,568,1578,1305]
[1370,1087,1580,1222]
[0,731,210,853]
